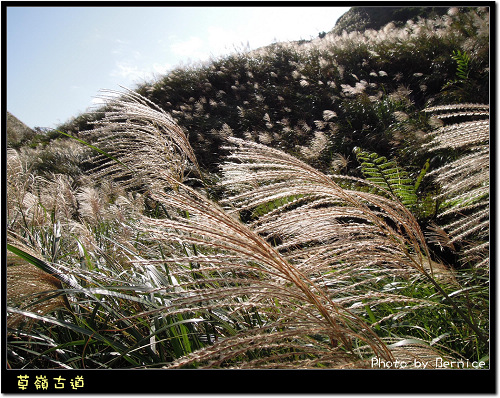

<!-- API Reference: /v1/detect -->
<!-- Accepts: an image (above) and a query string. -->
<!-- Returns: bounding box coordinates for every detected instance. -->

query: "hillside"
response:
[6,111,36,147]
[6,6,491,375]
[331,6,450,34]
[54,6,488,177]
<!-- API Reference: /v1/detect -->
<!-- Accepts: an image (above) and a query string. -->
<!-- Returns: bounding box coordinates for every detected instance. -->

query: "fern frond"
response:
[452,49,471,81]
[354,148,418,208]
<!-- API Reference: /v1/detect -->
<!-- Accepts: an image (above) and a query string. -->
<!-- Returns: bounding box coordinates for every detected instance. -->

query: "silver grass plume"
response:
[140,172,394,368]
[7,89,468,368]
[424,104,489,269]
[6,251,68,329]
[79,91,395,367]
[220,138,463,337]
[82,88,200,190]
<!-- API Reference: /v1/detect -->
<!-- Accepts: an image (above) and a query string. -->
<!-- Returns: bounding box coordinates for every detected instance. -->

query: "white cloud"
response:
[152,62,172,75]
[166,27,252,67]
[111,62,142,79]
[110,60,173,84]
[206,26,250,56]
[170,36,208,61]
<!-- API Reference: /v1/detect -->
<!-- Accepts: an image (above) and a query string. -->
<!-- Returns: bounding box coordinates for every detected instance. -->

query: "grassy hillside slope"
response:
[7,111,36,147]
[58,6,488,176]
[331,6,450,34]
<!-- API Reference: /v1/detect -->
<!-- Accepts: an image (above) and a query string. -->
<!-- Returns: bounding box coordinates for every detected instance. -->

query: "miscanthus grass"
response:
[6,87,489,369]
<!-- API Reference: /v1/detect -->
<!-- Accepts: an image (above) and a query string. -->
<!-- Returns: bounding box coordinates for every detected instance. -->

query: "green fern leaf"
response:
[354,148,418,208]
[452,50,470,81]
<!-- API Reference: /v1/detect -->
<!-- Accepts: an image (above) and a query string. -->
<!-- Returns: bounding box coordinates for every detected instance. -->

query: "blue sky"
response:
[6,5,350,129]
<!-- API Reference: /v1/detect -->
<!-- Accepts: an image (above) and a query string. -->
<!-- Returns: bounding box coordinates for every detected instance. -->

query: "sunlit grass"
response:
[6,7,489,369]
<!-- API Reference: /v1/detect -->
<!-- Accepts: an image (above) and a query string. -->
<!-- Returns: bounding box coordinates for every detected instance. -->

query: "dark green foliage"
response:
[252,194,303,219]
[441,49,488,103]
